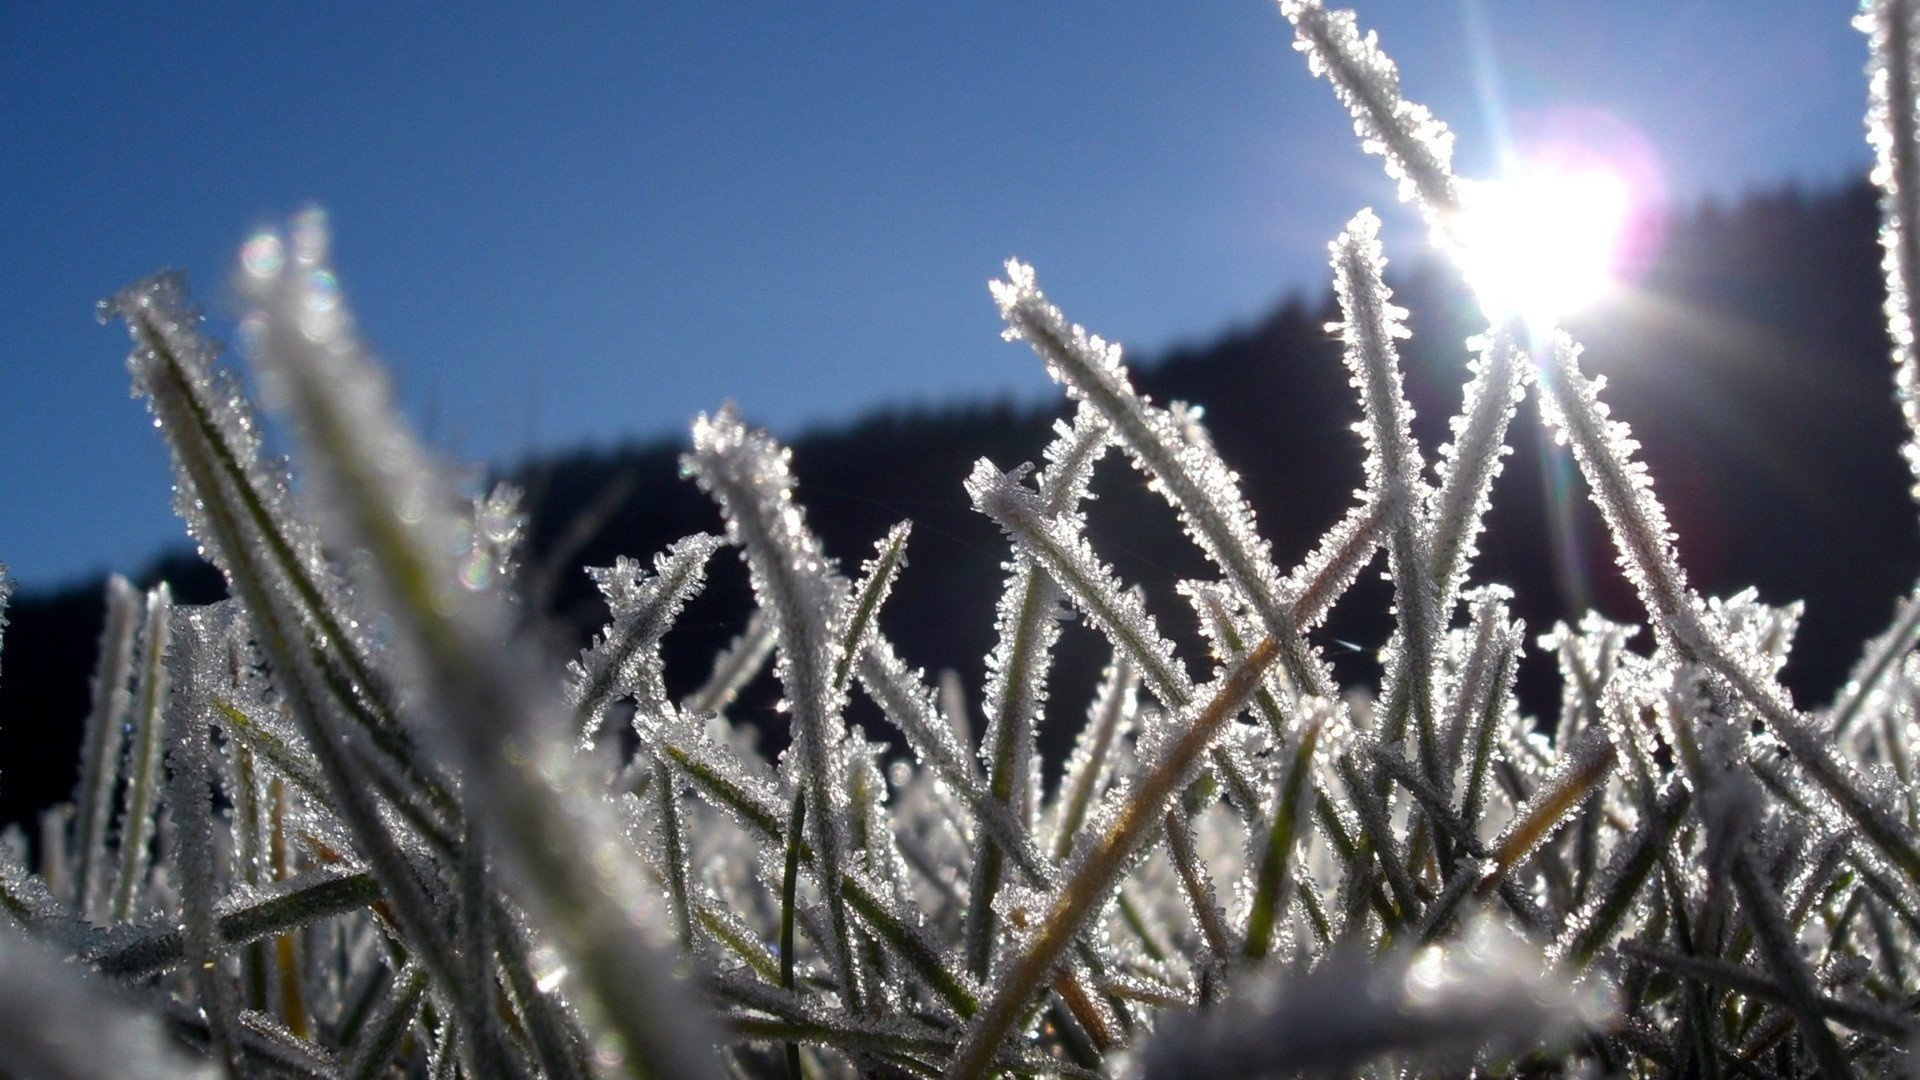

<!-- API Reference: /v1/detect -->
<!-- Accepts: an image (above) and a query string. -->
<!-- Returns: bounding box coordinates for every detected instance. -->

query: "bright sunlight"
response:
[1453,163,1633,328]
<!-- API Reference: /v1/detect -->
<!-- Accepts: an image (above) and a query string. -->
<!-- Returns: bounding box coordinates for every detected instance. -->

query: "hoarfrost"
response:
[1279,0,1461,239]
[1860,0,1920,515]
[10,2,1920,1077]
[570,532,726,737]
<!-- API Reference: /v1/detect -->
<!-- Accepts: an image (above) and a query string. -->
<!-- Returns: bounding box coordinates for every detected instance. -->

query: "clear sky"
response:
[0,1,1872,590]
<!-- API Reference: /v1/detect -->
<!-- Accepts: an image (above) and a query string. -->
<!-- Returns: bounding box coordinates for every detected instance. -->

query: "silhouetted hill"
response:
[6,179,1914,829]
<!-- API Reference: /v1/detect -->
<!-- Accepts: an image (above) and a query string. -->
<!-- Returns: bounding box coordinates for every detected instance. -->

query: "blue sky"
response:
[0,2,1871,589]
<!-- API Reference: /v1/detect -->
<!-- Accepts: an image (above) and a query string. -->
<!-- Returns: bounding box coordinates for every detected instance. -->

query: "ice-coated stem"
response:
[1280,0,1461,233]
[945,636,1281,1080]
[970,412,1108,977]
[570,532,725,737]
[1535,335,1920,885]
[240,213,724,1080]
[110,583,173,924]
[164,610,245,1077]
[1861,0,1920,519]
[993,261,1337,709]
[684,406,865,1012]
[73,575,139,920]
[1330,212,1442,779]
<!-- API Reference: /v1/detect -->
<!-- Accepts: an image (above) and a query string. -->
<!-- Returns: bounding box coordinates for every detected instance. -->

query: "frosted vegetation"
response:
[7,1,1920,1077]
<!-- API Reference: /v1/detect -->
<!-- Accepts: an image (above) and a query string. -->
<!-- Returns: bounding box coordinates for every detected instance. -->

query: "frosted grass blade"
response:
[833,522,911,697]
[1556,780,1689,968]
[1329,212,1441,777]
[1826,582,1920,736]
[1048,656,1138,863]
[968,461,1188,708]
[238,211,724,1080]
[165,608,245,1076]
[0,565,9,691]
[1459,598,1523,830]
[777,789,805,1080]
[646,710,983,1018]
[454,817,516,1080]
[682,612,775,718]
[1861,0,1920,516]
[1533,334,1920,882]
[684,405,865,1011]
[101,330,470,1040]
[1618,943,1911,1041]
[90,865,380,979]
[992,262,1337,706]
[1333,751,1421,924]
[0,849,88,949]
[946,635,1281,1080]
[110,583,173,923]
[1163,807,1235,960]
[102,277,437,809]
[1242,705,1326,961]
[570,532,726,737]
[1532,335,1701,660]
[970,414,1107,976]
[1477,727,1614,893]
[1730,843,1853,1080]
[1279,0,1461,233]
[967,549,1060,979]
[968,462,1266,816]
[160,1005,344,1080]
[1279,496,1388,631]
[343,963,427,1080]
[1426,329,1525,618]
[73,575,140,920]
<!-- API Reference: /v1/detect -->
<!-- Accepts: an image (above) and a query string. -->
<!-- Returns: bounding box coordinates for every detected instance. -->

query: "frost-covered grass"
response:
[5,2,1920,1078]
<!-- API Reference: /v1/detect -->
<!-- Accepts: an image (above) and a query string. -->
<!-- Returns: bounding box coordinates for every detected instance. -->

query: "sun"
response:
[1452,163,1634,329]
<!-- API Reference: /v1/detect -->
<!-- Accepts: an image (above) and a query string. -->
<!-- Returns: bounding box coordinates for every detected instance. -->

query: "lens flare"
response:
[1454,164,1633,328]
